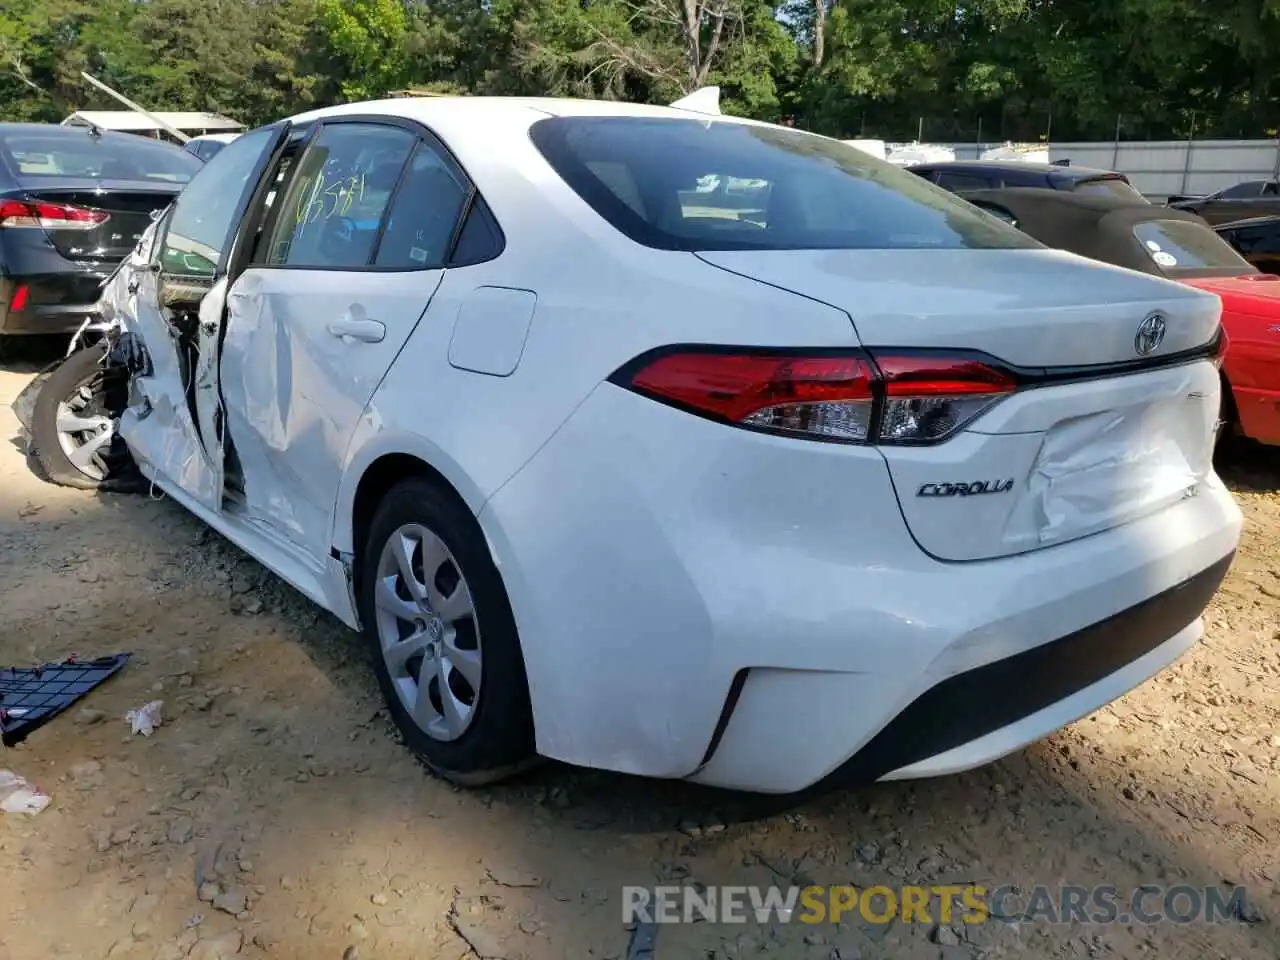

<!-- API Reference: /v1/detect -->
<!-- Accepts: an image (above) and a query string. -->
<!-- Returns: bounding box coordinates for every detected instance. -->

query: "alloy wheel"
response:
[373,522,482,742]
[54,378,113,481]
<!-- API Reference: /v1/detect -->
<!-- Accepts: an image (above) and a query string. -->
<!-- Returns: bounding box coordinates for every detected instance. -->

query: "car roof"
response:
[287,94,779,132]
[910,159,1120,179]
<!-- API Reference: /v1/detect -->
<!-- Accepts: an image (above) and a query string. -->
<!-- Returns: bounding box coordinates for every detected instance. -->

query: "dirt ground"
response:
[0,342,1276,960]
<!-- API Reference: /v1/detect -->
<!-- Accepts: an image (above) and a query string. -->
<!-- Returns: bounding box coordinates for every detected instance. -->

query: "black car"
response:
[1215,214,1280,275]
[1169,179,1280,226]
[0,123,200,343]
[183,136,233,162]
[954,187,1250,278]
[907,160,1146,201]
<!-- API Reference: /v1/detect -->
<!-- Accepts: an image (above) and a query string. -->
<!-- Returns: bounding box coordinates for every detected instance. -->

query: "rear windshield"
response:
[529,117,1038,252]
[1,132,199,183]
[1133,219,1252,272]
[1072,177,1146,202]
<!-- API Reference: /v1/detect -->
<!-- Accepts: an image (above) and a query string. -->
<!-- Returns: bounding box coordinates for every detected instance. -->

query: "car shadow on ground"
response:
[1217,436,1280,492]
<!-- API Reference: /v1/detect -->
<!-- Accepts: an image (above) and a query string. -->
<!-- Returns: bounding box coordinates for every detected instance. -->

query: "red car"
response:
[1180,272,1280,445]
[949,188,1280,447]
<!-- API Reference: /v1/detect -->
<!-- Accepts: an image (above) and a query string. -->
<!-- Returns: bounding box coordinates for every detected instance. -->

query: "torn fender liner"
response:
[10,363,59,440]
[0,654,130,747]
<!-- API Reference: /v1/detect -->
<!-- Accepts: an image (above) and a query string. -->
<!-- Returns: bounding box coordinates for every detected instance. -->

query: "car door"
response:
[217,118,471,565]
[1221,220,1280,275]
[120,124,289,512]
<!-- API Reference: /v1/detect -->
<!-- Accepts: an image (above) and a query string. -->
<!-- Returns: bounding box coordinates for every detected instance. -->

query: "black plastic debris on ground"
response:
[0,654,130,746]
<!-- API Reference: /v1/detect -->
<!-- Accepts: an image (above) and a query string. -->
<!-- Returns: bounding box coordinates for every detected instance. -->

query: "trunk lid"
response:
[696,247,1224,561]
[695,248,1219,367]
[16,180,178,262]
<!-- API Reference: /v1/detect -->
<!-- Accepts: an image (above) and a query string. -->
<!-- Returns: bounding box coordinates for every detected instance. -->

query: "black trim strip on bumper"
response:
[820,550,1235,788]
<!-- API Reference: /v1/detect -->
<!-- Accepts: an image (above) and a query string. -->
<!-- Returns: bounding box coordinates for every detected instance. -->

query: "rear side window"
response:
[1218,180,1263,199]
[449,196,504,266]
[529,117,1035,252]
[935,171,994,192]
[265,123,415,269]
[1133,220,1252,272]
[1,131,199,183]
[374,141,469,269]
[1072,177,1146,202]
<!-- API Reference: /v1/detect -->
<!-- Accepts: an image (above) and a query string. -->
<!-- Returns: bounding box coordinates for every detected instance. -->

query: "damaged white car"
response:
[16,97,1242,793]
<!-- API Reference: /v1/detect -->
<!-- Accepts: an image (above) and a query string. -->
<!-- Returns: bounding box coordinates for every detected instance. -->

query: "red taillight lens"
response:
[0,199,109,230]
[630,351,878,441]
[870,352,1017,443]
[9,284,28,313]
[619,348,1017,445]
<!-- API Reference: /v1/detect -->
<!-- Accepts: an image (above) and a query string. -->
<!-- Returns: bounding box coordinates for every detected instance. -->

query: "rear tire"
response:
[358,477,537,786]
[29,341,116,489]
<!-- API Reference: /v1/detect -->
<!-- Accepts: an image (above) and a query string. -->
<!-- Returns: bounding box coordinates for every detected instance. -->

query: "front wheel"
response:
[29,341,116,489]
[359,478,537,785]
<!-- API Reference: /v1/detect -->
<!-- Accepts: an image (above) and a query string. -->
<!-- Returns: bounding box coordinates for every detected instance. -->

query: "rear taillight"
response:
[872,353,1017,443]
[0,199,109,231]
[617,348,1016,445]
[9,284,28,313]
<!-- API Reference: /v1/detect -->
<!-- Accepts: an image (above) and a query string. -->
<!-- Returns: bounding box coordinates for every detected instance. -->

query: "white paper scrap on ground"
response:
[125,700,164,736]
[0,770,50,814]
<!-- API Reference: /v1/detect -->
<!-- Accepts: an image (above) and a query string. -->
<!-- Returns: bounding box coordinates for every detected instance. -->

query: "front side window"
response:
[529,117,1036,252]
[265,123,415,269]
[1133,219,1252,272]
[159,126,280,278]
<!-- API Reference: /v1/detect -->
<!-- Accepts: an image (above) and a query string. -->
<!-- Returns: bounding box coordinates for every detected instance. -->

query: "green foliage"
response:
[0,0,1275,141]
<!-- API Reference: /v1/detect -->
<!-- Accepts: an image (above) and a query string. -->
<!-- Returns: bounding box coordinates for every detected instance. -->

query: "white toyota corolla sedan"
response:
[82,94,1239,793]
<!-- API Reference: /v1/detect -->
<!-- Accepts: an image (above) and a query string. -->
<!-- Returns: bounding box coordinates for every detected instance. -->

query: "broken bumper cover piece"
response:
[0,654,131,747]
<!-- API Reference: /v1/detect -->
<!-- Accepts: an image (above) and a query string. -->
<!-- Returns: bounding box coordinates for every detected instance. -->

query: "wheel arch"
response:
[1219,369,1238,428]
[332,430,490,560]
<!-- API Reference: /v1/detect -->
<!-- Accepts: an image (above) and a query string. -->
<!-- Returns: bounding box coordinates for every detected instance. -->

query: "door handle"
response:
[326,317,386,343]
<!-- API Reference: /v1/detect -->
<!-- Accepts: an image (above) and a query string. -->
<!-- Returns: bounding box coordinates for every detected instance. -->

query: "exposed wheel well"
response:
[1220,371,1237,428]
[350,454,473,597]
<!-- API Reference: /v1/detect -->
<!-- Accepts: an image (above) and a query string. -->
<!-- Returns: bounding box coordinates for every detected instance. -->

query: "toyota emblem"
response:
[1134,313,1167,356]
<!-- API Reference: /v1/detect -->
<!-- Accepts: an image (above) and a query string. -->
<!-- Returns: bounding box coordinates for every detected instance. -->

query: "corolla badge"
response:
[917,479,1015,498]
[1134,313,1167,356]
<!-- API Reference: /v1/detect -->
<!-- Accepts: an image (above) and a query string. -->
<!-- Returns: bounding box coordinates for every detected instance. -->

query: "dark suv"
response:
[908,160,1146,202]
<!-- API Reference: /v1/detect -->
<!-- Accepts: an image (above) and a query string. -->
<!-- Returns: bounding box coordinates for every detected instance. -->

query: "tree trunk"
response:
[813,0,826,67]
